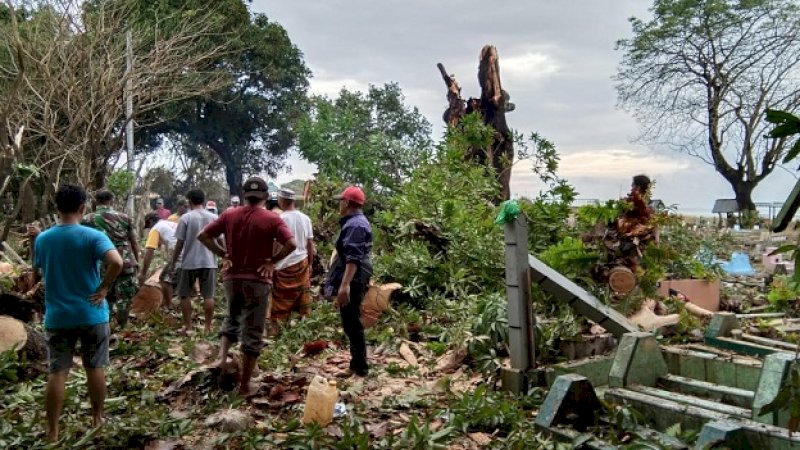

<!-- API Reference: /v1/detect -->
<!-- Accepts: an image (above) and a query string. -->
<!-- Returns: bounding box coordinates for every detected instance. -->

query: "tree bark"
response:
[438,46,514,201]
[477,46,514,201]
[208,141,243,197]
[732,181,756,211]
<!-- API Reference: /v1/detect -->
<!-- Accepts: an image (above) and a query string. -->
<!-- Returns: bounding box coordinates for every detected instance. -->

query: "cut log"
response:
[131,286,162,316]
[131,268,164,316]
[0,315,47,377]
[608,266,637,294]
[0,291,40,322]
[361,283,401,329]
[0,315,27,352]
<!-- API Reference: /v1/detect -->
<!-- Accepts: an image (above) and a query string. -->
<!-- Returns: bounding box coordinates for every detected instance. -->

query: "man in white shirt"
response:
[271,188,315,321]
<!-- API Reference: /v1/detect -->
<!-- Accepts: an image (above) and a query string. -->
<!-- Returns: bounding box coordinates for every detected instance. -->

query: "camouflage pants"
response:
[108,274,138,329]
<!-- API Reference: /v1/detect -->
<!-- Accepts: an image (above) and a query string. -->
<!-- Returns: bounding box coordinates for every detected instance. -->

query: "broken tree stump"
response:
[438,45,515,200]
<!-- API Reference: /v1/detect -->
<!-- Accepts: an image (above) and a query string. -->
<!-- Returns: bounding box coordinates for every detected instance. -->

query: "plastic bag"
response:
[495,200,522,225]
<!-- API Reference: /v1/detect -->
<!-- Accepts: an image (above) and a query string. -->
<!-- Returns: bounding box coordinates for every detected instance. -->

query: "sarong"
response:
[270,259,311,321]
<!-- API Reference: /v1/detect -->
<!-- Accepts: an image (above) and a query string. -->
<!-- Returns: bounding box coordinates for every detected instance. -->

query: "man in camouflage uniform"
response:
[83,190,140,328]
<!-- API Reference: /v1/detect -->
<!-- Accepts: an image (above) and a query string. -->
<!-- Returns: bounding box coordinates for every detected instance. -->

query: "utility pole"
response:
[125,30,135,217]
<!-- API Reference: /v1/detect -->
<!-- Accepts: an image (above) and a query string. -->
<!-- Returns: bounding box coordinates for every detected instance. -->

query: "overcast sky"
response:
[254,0,797,216]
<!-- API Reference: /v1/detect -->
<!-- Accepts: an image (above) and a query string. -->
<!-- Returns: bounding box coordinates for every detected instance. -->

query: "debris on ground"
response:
[204,409,252,432]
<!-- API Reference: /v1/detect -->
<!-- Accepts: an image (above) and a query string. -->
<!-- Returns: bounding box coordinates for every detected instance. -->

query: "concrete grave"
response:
[535,373,603,430]
[609,332,668,388]
[695,421,752,450]
[752,352,798,428]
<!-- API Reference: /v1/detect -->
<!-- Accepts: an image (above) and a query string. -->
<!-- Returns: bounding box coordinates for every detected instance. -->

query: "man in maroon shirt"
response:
[198,177,296,395]
[153,198,171,220]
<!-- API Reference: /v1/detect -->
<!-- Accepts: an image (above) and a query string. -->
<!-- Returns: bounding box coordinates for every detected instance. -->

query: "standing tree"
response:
[139,8,310,197]
[0,0,237,202]
[616,0,800,211]
[297,83,432,195]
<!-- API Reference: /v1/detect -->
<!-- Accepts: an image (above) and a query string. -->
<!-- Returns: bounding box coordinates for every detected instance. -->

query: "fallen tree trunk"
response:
[0,291,41,322]
[0,315,47,377]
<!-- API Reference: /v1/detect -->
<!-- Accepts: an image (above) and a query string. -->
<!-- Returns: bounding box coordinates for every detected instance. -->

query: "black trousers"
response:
[340,281,368,375]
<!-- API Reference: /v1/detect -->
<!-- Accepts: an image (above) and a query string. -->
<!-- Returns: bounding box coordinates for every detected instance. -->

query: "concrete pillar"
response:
[501,215,535,393]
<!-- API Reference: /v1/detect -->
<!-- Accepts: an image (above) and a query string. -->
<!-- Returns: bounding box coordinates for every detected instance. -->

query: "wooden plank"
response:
[740,334,798,351]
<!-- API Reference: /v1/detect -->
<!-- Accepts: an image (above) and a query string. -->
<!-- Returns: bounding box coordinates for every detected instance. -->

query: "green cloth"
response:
[495,200,522,224]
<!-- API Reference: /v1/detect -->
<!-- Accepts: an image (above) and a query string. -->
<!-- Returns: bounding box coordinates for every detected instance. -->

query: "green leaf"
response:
[664,422,682,437]
[766,109,800,125]
[769,122,800,138]
[782,139,800,164]
[769,245,797,256]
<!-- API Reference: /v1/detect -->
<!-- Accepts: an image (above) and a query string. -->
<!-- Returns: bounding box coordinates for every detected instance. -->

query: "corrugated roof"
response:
[712,199,739,214]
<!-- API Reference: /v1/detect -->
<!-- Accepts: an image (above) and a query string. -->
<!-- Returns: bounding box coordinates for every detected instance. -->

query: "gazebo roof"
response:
[712,199,739,214]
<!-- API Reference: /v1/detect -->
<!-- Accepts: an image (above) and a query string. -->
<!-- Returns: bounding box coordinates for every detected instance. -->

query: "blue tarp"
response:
[720,252,755,276]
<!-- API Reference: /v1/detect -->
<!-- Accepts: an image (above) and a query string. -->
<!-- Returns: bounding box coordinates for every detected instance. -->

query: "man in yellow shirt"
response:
[139,212,179,308]
[168,199,188,223]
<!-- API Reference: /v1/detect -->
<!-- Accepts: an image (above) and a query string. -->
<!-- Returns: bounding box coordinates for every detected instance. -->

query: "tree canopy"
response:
[0,0,239,220]
[297,83,432,196]
[138,4,310,196]
[616,0,800,210]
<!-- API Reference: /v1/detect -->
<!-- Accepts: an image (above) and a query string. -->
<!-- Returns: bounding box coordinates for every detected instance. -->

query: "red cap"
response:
[336,186,366,205]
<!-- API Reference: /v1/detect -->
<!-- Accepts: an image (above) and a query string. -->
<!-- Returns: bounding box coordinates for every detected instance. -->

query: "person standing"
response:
[205,200,218,215]
[325,186,372,377]
[171,189,219,335]
[271,188,315,322]
[140,212,179,308]
[226,196,240,212]
[82,190,140,329]
[168,198,188,223]
[34,184,123,441]
[153,198,171,220]
[198,177,296,396]
[267,191,282,214]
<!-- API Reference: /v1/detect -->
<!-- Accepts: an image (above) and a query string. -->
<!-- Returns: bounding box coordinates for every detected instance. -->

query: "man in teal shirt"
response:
[34,184,123,442]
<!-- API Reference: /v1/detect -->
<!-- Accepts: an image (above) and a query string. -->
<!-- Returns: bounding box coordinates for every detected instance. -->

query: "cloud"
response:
[501,51,560,81]
[554,148,690,178]
[309,76,370,98]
